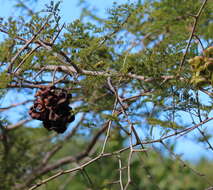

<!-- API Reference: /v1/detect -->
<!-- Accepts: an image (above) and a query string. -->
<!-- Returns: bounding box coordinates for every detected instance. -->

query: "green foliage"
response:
[0,125,48,189]
[189,46,213,87]
[35,145,213,190]
[147,117,183,129]
[0,72,12,88]
[0,0,212,189]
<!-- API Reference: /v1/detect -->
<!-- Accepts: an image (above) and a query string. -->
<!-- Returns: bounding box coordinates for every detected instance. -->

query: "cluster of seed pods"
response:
[189,46,213,87]
[29,86,75,133]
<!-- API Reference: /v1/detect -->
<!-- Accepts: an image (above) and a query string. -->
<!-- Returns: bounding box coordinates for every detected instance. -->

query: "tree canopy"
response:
[0,0,212,189]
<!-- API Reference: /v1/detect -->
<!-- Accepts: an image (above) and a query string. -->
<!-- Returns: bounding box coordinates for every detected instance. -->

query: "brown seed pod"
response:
[29,86,75,133]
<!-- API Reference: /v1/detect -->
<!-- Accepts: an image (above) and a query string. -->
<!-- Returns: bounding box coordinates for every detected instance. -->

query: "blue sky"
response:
[0,0,212,162]
[0,0,130,22]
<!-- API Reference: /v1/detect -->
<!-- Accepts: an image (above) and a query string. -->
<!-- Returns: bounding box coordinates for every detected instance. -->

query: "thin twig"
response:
[5,119,32,130]
[26,116,211,190]
[101,99,118,154]
[117,155,124,190]
[7,17,51,72]
[51,23,65,45]
[0,100,32,112]
[193,34,205,51]
[13,45,41,74]
[161,141,212,186]
[179,0,208,71]
[124,150,133,190]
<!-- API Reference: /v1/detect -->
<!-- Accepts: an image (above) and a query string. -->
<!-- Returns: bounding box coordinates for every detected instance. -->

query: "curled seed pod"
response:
[35,90,43,97]
[30,112,41,120]
[34,98,44,105]
[58,91,67,98]
[50,123,67,133]
[49,110,60,121]
[33,99,45,112]
[29,85,75,133]
[43,120,52,130]
[44,95,56,106]
[203,46,213,57]
[39,86,54,97]
[57,98,67,106]
[29,110,44,120]
[205,58,213,71]
[67,94,72,99]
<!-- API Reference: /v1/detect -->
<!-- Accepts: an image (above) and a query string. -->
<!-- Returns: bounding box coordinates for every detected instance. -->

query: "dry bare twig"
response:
[7,18,51,72]
[25,116,212,190]
[179,0,208,71]
[0,100,32,112]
